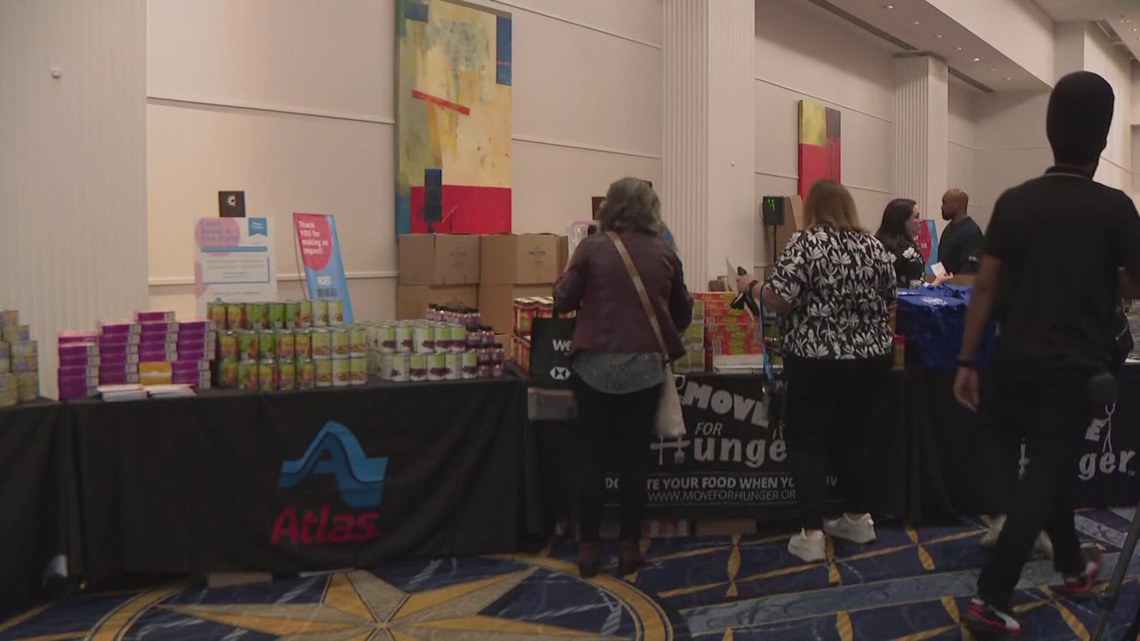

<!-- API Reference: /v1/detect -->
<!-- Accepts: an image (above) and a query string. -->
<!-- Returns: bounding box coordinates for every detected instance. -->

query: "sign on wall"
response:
[194,217,276,316]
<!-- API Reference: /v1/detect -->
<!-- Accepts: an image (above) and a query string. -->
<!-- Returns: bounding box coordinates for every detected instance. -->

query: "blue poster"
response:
[294,213,354,323]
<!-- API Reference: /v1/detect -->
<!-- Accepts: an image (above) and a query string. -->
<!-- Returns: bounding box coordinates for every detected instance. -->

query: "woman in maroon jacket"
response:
[554,177,693,578]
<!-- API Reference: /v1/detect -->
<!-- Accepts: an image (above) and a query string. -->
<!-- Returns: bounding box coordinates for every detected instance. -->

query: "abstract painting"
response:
[797,100,841,201]
[396,0,512,235]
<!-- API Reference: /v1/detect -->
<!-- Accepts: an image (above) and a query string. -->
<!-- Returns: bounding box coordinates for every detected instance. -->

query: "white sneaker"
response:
[787,529,826,562]
[824,514,877,544]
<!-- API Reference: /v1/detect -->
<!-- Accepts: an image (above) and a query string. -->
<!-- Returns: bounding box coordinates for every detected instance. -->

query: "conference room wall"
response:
[753,0,895,264]
[146,0,663,321]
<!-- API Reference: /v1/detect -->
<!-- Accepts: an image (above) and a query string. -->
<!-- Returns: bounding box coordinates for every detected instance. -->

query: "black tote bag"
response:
[529,312,576,389]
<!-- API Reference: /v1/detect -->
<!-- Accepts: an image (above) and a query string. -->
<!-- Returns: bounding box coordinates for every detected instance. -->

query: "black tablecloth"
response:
[0,401,71,612]
[71,378,527,581]
[911,364,1140,519]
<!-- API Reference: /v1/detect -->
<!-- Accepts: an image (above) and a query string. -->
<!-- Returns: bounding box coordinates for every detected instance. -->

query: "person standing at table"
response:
[876,198,953,289]
[938,188,984,275]
[954,71,1140,639]
[736,179,896,562]
[554,177,693,579]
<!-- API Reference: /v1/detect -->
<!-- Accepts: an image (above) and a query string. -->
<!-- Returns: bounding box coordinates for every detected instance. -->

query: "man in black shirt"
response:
[939,188,984,275]
[955,72,1140,638]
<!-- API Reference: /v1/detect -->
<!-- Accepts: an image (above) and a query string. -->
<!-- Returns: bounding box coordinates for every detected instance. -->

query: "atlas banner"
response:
[73,380,525,578]
[194,217,276,316]
[294,213,354,324]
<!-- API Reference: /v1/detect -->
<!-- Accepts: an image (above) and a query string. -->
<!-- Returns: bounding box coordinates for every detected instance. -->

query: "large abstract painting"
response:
[797,100,841,201]
[396,0,512,235]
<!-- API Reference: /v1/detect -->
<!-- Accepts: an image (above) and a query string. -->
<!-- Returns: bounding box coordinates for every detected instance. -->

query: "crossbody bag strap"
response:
[606,231,670,359]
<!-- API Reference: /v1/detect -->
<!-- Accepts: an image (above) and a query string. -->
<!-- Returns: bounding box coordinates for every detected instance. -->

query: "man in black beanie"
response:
[955,71,1140,638]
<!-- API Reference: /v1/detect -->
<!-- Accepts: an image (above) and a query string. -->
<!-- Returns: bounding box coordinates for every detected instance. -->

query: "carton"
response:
[398,234,481,286]
[478,284,554,335]
[395,285,478,320]
[480,234,562,284]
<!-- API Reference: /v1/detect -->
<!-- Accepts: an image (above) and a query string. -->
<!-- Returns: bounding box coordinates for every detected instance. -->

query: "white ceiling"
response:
[1034,0,1140,61]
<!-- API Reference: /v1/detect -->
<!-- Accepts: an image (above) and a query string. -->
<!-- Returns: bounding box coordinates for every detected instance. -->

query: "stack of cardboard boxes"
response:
[397,233,568,346]
[693,292,766,371]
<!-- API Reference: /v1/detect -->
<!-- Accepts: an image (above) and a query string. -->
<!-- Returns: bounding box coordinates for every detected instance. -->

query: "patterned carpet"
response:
[3,510,1140,640]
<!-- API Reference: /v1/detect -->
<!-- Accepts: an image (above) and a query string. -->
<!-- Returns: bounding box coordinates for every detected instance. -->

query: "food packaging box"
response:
[398,234,481,286]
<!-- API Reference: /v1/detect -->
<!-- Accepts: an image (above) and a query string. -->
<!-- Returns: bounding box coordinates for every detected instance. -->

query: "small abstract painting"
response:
[396,0,512,235]
[797,100,841,201]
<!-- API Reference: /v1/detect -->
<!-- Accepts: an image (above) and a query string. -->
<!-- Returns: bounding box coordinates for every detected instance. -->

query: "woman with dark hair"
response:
[875,198,950,288]
[554,177,693,579]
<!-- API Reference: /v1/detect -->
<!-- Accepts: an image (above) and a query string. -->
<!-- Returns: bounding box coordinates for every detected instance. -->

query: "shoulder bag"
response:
[606,231,686,439]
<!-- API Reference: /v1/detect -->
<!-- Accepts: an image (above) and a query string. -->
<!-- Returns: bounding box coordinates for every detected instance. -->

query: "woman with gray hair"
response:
[554,177,693,579]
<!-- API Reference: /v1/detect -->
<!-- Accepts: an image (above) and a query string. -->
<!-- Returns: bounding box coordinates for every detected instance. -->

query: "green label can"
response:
[310,328,331,358]
[278,359,296,391]
[331,328,350,358]
[349,356,367,386]
[298,299,313,327]
[315,357,332,387]
[349,326,367,357]
[248,303,268,330]
[268,302,286,330]
[332,357,351,387]
[296,358,315,389]
[215,358,239,388]
[257,330,277,360]
[328,299,345,326]
[226,303,245,331]
[409,354,428,382]
[285,300,302,329]
[258,359,277,391]
[311,299,329,327]
[207,302,227,329]
[427,353,447,381]
[235,330,259,363]
[294,330,312,359]
[276,331,295,360]
[238,361,258,391]
[217,332,238,360]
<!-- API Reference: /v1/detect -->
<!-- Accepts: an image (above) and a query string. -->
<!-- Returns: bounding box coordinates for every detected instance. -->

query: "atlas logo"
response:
[271,421,389,546]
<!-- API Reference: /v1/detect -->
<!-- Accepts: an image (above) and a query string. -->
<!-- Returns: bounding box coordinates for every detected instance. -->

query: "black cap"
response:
[1047,71,1114,166]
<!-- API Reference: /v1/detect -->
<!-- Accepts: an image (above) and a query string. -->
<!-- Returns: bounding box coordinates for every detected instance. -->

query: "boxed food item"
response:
[479,285,553,335]
[480,234,562,284]
[136,310,176,322]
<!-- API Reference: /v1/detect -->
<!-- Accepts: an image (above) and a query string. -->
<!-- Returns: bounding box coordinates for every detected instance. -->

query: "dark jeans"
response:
[572,377,661,543]
[977,368,1090,610]
[784,354,891,530]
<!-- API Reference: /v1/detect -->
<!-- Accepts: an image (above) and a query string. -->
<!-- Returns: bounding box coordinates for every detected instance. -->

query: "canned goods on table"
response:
[381,353,410,382]
[248,303,268,330]
[15,372,38,402]
[238,361,259,391]
[278,359,296,390]
[328,299,345,326]
[349,356,367,386]
[294,330,313,359]
[395,324,413,353]
[268,302,286,330]
[427,354,447,381]
[207,302,227,329]
[314,357,333,388]
[413,324,434,354]
[285,300,302,329]
[409,354,428,382]
[226,303,245,331]
[377,325,396,353]
[349,326,367,357]
[298,299,313,328]
[332,357,351,387]
[258,360,277,391]
[217,332,238,360]
[331,327,351,357]
[258,330,277,360]
[310,328,332,358]
[235,330,259,362]
[461,352,478,379]
[276,331,296,360]
[214,358,239,388]
[449,324,466,353]
[445,353,462,381]
[296,358,316,389]
[311,299,329,327]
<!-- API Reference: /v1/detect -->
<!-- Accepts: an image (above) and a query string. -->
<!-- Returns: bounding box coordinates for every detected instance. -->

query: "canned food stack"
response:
[0,309,38,406]
[369,304,505,383]
[207,298,364,391]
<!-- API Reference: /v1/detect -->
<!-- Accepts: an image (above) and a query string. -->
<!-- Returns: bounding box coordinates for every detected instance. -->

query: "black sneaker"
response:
[1059,545,1102,600]
[962,598,1022,638]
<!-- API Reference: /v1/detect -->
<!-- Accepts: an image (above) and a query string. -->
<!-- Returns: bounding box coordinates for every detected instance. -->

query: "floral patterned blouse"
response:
[880,238,926,289]
[767,227,897,359]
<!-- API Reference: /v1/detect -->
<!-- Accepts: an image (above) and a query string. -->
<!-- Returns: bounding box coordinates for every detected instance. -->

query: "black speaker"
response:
[762,196,786,226]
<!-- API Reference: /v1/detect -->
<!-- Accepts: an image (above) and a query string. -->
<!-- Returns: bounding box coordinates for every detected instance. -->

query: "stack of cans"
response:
[1,309,36,405]
[367,320,502,383]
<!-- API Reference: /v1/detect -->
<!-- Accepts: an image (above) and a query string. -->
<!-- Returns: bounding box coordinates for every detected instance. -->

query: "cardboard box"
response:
[479,284,554,334]
[481,234,561,284]
[398,234,480,286]
[556,235,570,274]
[396,285,478,320]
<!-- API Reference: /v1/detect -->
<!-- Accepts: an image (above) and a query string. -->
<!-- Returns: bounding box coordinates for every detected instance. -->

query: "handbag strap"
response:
[606,231,670,359]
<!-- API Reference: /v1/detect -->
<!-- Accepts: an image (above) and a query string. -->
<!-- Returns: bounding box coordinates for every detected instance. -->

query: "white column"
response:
[894,55,949,225]
[663,0,755,288]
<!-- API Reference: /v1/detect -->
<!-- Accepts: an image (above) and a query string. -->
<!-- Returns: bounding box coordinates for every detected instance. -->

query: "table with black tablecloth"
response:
[69,378,528,582]
[0,401,72,613]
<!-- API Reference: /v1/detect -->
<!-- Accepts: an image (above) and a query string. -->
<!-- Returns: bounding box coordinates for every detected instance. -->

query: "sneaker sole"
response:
[823,526,876,544]
[963,616,1020,639]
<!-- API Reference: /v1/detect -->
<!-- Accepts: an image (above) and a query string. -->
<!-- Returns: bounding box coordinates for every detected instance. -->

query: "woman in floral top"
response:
[875,198,952,289]
[736,180,896,563]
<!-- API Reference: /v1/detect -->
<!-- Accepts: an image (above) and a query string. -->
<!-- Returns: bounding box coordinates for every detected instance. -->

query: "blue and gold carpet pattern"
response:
[4,510,1140,640]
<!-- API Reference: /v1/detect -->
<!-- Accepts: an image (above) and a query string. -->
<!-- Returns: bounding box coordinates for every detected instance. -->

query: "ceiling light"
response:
[884,3,894,8]
[935,34,943,38]
[912,20,920,25]
[956,46,963,51]
[972,57,981,62]
[989,67,996,72]
[1132,27,1137,32]
[1123,18,1130,23]
[1004,77,1012,81]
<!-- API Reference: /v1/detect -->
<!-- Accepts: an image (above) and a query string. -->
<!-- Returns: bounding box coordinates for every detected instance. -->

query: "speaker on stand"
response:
[761,196,786,267]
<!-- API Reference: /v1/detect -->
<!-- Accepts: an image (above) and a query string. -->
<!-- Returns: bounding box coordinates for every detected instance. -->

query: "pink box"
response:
[98,321,140,336]
[140,321,179,334]
[59,343,98,357]
[139,351,176,363]
[99,335,140,348]
[59,372,99,388]
[99,371,140,385]
[59,353,100,368]
[178,320,215,333]
[172,360,209,373]
[59,363,100,377]
[59,330,99,345]
[58,385,96,399]
[99,352,140,367]
[136,310,176,322]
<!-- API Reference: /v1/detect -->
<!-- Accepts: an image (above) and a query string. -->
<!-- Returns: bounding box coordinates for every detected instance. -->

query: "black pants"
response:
[784,354,891,530]
[977,368,1090,610]
[572,378,660,543]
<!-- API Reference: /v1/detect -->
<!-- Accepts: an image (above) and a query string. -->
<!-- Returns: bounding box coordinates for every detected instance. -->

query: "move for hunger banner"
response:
[293,213,354,324]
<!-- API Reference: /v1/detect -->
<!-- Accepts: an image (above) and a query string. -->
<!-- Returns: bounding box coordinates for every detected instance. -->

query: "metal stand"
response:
[1092,503,1140,640]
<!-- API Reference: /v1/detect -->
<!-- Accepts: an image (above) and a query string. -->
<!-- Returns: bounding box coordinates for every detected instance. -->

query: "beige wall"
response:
[754,0,896,262]
[146,0,663,321]
[0,0,149,398]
